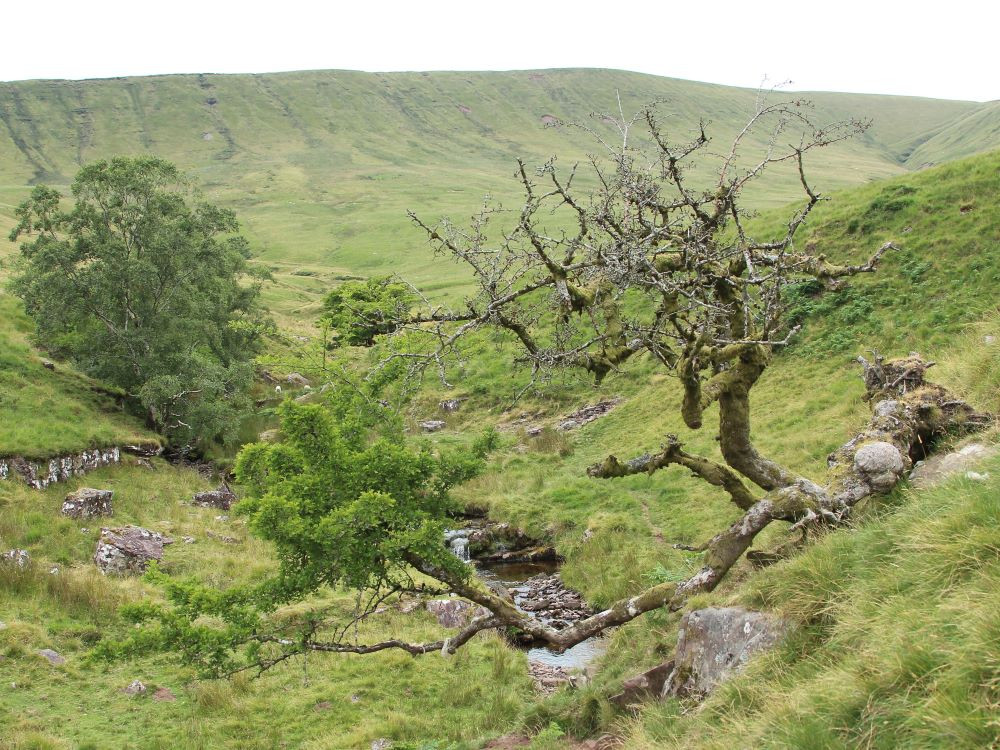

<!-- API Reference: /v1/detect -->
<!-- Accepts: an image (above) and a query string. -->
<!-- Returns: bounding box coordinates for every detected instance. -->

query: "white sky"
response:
[3,0,997,102]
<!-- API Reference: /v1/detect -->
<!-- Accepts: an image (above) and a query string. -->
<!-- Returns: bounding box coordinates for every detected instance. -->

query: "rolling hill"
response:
[0,69,997,326]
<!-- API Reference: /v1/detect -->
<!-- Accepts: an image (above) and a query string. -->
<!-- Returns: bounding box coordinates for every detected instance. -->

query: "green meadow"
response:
[1,70,999,748]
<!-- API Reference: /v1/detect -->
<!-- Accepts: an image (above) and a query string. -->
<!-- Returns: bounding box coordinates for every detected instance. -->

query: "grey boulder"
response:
[664,607,790,697]
[192,484,237,510]
[94,526,173,576]
[61,488,114,519]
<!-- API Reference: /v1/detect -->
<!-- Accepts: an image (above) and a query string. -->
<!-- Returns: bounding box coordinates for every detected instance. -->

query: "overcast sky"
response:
[3,0,996,102]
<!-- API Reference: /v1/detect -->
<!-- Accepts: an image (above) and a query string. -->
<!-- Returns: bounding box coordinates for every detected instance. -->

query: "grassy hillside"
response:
[0,69,996,328]
[1,78,999,748]
[0,463,533,749]
[419,151,1000,745]
[904,99,1000,168]
[0,295,155,458]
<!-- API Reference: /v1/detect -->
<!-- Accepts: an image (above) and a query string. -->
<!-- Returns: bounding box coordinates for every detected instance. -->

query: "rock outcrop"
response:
[610,660,675,706]
[61,488,114,518]
[419,420,446,432]
[192,484,237,510]
[557,398,621,431]
[454,520,559,564]
[425,598,490,628]
[38,648,65,665]
[0,448,122,490]
[123,680,147,696]
[1,549,30,568]
[94,526,173,575]
[909,442,997,488]
[664,607,790,697]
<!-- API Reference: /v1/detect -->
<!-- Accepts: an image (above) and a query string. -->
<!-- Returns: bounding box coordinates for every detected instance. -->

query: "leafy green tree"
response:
[8,156,272,445]
[101,384,499,674]
[321,276,414,347]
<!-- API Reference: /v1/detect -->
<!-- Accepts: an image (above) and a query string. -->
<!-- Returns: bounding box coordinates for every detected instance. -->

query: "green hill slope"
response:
[904,99,1000,167]
[1,80,999,748]
[0,295,155,458]
[0,69,994,326]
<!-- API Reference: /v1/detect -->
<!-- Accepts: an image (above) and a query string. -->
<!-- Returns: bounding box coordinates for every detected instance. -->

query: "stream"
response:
[445,528,607,672]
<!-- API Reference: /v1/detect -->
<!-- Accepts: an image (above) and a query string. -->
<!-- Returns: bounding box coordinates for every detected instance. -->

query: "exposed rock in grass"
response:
[94,526,173,575]
[557,398,621,431]
[192,484,237,510]
[528,662,574,694]
[909,442,997,488]
[397,598,424,614]
[610,659,675,706]
[2,549,30,568]
[121,443,163,458]
[38,648,65,665]
[285,372,311,387]
[205,530,239,545]
[419,420,446,432]
[61,488,114,519]
[123,680,147,696]
[439,398,464,412]
[425,599,490,628]
[664,607,790,698]
[0,447,122,489]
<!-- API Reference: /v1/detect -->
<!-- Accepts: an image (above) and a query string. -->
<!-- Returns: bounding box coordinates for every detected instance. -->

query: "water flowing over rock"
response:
[61,488,114,519]
[454,520,559,564]
[94,526,173,576]
[192,484,237,510]
[444,529,471,561]
[663,607,790,698]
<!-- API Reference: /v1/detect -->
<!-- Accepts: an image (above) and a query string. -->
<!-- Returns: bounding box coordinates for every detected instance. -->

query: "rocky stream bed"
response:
[444,522,607,692]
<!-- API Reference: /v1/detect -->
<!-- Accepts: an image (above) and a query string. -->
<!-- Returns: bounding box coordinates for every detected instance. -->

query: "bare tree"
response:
[321,96,989,656]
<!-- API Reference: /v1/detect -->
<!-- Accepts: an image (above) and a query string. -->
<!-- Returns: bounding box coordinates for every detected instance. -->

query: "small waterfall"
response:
[444,529,471,562]
[451,536,470,562]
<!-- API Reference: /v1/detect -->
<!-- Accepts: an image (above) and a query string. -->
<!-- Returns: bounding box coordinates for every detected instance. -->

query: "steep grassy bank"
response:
[0,295,155,459]
[422,151,1000,745]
